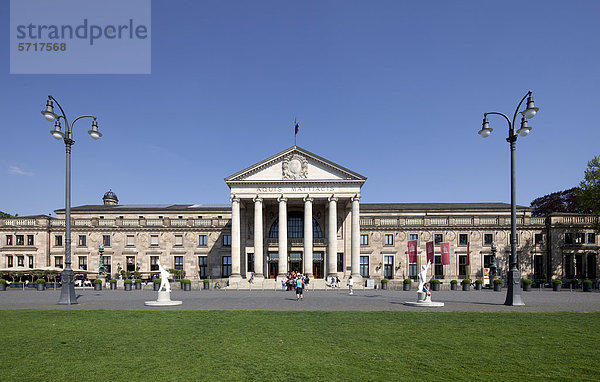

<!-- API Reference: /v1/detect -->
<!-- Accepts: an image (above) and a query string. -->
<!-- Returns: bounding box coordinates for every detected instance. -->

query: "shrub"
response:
[203,279,210,284]
[430,279,441,285]
[0,279,7,284]
[522,278,533,285]
[552,279,562,285]
[134,279,143,284]
[154,278,162,284]
[181,279,191,285]
[124,279,133,285]
[36,278,47,284]
[109,279,117,284]
[93,279,103,285]
[462,279,471,285]
[475,279,483,285]
[450,280,458,285]
[380,279,388,284]
[403,278,412,284]
[493,279,503,285]
[583,279,593,286]
[570,279,579,287]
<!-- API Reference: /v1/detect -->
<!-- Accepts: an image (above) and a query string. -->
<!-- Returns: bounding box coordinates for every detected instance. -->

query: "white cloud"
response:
[9,165,34,176]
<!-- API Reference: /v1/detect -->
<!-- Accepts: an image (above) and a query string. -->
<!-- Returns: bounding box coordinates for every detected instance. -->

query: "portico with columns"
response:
[225,146,366,283]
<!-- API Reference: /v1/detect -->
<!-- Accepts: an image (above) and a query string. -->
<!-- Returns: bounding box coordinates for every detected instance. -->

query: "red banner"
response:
[426,241,434,264]
[408,240,417,263]
[440,242,450,265]
[467,242,470,266]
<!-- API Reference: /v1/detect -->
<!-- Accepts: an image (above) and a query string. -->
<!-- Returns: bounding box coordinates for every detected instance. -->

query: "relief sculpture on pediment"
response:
[282,153,308,180]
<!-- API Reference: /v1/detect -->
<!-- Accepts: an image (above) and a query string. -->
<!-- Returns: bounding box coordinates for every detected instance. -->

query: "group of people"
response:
[281,272,310,300]
[328,276,341,288]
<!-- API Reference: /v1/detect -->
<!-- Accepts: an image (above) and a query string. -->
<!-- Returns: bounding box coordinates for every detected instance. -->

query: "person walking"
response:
[295,276,304,301]
[304,274,310,292]
[348,275,354,295]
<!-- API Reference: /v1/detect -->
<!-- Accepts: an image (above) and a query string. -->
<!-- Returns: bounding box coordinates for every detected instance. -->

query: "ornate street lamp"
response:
[42,95,102,305]
[478,91,539,306]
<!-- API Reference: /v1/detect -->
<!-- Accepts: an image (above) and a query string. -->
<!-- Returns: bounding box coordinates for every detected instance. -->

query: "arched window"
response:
[268,213,323,239]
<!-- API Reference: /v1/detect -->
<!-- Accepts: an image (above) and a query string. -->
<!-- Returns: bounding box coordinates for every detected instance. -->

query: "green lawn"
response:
[3,310,598,381]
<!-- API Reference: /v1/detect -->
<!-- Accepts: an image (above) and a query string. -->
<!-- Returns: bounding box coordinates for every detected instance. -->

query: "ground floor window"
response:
[222,256,232,277]
[6,255,13,268]
[458,255,467,278]
[126,256,136,272]
[564,254,574,279]
[409,262,418,280]
[337,253,343,272]
[102,256,111,276]
[198,256,208,279]
[174,256,184,270]
[434,255,443,278]
[28,255,34,269]
[55,256,63,269]
[247,253,255,274]
[384,256,393,279]
[78,256,87,270]
[534,255,544,280]
[17,256,24,267]
[587,254,597,279]
[360,256,369,278]
[150,256,159,271]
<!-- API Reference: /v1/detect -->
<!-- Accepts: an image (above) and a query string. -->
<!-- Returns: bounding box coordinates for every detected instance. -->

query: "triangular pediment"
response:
[225,146,366,185]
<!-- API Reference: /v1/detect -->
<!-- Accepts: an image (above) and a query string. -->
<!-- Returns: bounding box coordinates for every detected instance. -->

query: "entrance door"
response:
[313,252,324,278]
[289,252,302,273]
[268,253,278,278]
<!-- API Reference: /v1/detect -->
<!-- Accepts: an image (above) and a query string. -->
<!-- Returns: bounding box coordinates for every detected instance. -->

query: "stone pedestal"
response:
[405,291,444,307]
[144,291,182,306]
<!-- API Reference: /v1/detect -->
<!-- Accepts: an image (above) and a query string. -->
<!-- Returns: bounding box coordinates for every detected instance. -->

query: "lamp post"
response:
[42,95,102,305]
[478,90,539,306]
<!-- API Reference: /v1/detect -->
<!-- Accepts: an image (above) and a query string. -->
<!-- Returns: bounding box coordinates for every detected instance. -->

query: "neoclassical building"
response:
[1,146,598,287]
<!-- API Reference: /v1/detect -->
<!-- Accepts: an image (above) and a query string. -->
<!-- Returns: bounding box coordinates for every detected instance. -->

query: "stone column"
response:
[351,195,361,280]
[303,196,313,277]
[230,196,241,280]
[278,195,288,277]
[253,196,264,278]
[327,195,338,278]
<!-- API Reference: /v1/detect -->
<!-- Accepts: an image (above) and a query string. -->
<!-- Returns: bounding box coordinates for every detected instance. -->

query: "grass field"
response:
[3,310,599,381]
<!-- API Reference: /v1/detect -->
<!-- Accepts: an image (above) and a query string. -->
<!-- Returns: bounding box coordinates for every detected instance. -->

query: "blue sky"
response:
[2,0,600,216]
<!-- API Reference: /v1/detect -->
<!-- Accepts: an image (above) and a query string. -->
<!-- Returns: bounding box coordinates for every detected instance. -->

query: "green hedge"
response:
[36,279,46,284]
[430,279,441,285]
[462,279,471,285]
[110,279,117,284]
[94,279,103,285]
[181,279,191,285]
[124,279,133,285]
[403,279,412,284]
[522,279,532,285]
[493,279,503,285]
[450,280,458,285]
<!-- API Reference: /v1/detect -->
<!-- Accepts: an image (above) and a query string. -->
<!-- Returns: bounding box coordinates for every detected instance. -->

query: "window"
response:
[223,235,232,246]
[247,253,255,273]
[409,233,419,244]
[175,234,183,246]
[55,256,63,268]
[268,216,323,238]
[458,255,468,278]
[564,233,573,245]
[16,235,24,245]
[575,233,585,244]
[6,255,13,268]
[198,256,208,279]
[55,235,63,247]
[78,235,87,247]
[174,256,184,270]
[102,256,111,275]
[535,234,543,245]
[434,255,443,278]
[534,255,544,279]
[27,235,34,246]
[483,255,492,269]
[360,234,369,245]
[588,233,596,244]
[28,255,34,268]
[222,256,232,277]
[126,235,134,246]
[79,256,87,270]
[150,256,159,271]
[484,233,494,245]
[103,235,111,247]
[458,234,468,246]
[151,234,159,246]
[359,256,369,277]
[384,234,394,246]
[564,254,574,278]
[199,234,207,247]
[17,256,24,267]
[434,234,443,245]
[384,255,393,279]
[5,235,12,246]
[337,253,343,272]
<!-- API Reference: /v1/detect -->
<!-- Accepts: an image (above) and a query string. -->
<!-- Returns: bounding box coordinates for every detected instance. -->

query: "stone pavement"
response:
[0,286,599,311]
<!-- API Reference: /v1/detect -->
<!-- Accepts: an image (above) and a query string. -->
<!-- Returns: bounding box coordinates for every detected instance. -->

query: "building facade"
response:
[1,146,598,287]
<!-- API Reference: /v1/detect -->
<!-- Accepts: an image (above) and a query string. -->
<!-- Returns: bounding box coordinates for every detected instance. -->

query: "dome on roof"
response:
[103,190,119,206]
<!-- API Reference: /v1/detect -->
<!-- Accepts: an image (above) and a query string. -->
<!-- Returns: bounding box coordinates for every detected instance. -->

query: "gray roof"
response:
[361,202,531,211]
[55,204,231,213]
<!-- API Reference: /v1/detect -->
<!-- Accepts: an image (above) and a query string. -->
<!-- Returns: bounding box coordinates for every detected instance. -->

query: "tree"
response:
[0,211,12,218]
[530,187,580,216]
[578,155,600,231]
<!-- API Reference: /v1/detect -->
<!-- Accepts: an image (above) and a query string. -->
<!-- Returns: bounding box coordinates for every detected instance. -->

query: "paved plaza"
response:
[0,286,598,311]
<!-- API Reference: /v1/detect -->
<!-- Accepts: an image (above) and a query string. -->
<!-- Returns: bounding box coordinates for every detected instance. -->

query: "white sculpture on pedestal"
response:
[145,259,182,306]
[405,259,444,307]
[157,260,171,292]
[417,260,431,292]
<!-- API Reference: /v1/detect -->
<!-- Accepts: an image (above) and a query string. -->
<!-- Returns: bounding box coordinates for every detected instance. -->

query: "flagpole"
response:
[294,117,297,147]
